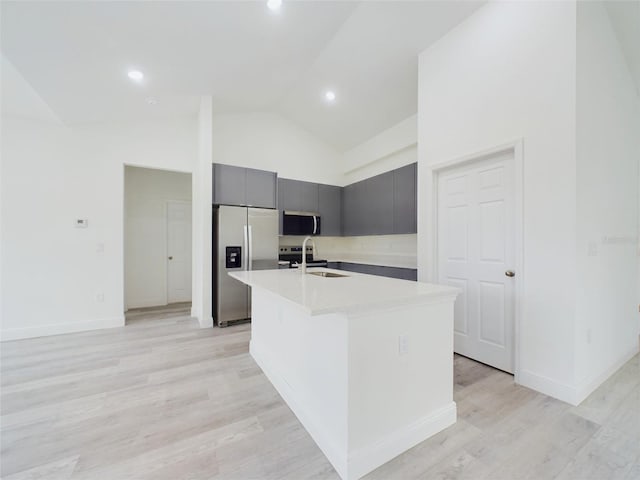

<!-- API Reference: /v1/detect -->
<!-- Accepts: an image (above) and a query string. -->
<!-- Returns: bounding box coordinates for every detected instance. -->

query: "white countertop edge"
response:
[229,268,459,316]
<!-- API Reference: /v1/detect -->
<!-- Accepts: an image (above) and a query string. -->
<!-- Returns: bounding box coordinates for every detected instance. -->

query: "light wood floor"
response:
[1,308,638,479]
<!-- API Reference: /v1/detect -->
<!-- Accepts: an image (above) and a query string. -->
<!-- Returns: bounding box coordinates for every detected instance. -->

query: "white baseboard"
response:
[198,316,214,328]
[519,344,639,406]
[250,340,348,478]
[574,344,639,405]
[251,340,457,480]
[126,297,167,309]
[1,316,125,341]
[347,402,456,480]
[517,369,577,405]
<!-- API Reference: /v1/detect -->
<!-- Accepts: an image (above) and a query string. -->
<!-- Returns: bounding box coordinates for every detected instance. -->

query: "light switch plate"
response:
[398,334,409,356]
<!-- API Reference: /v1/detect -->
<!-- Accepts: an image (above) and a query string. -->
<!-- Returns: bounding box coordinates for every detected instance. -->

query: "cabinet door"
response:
[342,181,365,236]
[364,171,394,235]
[280,179,319,213]
[246,168,276,209]
[393,163,417,234]
[277,178,286,235]
[318,184,342,236]
[213,164,246,206]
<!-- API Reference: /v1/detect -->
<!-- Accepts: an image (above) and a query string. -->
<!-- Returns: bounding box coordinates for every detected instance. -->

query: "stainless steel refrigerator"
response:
[213,205,279,327]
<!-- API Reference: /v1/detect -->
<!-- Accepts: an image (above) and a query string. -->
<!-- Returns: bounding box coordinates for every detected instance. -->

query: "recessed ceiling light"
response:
[267,0,282,11]
[127,70,144,82]
[325,90,336,102]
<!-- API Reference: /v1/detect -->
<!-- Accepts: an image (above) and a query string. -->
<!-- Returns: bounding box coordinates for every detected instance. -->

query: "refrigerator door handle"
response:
[243,224,249,271]
[247,225,253,271]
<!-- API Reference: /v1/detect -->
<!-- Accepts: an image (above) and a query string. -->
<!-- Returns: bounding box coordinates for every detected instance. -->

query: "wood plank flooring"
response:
[1,307,638,479]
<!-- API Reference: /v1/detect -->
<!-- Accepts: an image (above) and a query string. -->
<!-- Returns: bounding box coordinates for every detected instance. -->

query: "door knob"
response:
[168,256,173,260]
[505,270,515,277]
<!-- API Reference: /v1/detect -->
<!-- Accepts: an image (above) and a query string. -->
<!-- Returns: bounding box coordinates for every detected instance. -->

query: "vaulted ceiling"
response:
[0,1,484,150]
[1,1,637,150]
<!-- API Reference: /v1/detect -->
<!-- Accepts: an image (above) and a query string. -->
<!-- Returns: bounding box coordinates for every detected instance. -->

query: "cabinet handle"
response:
[505,270,515,277]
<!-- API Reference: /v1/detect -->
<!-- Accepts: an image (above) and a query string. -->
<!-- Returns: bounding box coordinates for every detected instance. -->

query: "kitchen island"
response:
[229,268,459,480]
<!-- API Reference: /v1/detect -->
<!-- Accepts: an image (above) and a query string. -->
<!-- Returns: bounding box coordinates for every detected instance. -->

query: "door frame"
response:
[427,139,524,381]
[166,199,193,304]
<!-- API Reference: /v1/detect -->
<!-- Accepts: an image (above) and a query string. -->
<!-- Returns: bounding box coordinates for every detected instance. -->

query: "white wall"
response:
[574,1,640,401]
[192,96,214,328]
[1,60,198,339]
[418,1,579,401]
[342,114,417,185]
[124,166,192,309]
[213,112,343,186]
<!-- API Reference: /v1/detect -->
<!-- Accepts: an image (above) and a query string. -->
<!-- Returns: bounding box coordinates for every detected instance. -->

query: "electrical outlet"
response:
[96,293,104,303]
[398,335,409,356]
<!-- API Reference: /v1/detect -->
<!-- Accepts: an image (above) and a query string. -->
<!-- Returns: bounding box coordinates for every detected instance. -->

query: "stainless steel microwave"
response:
[282,211,321,236]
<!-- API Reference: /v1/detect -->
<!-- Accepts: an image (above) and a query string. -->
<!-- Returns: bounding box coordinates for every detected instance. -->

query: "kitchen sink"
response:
[308,271,349,278]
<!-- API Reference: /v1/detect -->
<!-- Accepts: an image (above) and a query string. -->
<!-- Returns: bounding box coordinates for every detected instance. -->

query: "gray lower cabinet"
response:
[328,261,417,281]
[318,184,342,236]
[393,163,417,234]
[212,163,277,209]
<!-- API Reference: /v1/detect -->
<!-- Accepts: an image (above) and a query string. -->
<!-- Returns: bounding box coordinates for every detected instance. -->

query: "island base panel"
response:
[248,287,457,480]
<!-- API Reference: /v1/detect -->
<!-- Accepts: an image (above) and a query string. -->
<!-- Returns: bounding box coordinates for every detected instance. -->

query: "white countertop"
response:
[229,268,458,316]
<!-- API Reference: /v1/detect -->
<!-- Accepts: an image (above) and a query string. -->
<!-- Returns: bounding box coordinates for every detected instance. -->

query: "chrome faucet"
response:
[300,236,315,274]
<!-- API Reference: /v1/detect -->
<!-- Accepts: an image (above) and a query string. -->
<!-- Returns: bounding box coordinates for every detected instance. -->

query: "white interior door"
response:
[437,152,515,373]
[167,201,192,303]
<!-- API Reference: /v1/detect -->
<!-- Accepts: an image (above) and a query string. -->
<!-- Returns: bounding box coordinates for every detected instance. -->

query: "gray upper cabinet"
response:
[246,168,276,209]
[279,178,319,213]
[318,184,342,236]
[342,180,364,236]
[212,163,277,209]
[253,162,416,236]
[393,163,417,234]
[364,171,394,235]
[213,164,246,206]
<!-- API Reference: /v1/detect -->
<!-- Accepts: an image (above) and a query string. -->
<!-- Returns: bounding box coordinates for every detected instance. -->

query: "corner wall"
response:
[574,1,640,402]
[417,1,579,401]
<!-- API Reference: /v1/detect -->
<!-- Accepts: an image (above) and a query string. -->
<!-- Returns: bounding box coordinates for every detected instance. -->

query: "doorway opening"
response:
[124,166,192,324]
[430,141,523,378]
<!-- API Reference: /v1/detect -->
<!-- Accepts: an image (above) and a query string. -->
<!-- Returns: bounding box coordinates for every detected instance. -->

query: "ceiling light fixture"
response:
[325,90,336,102]
[127,70,144,82]
[267,0,282,11]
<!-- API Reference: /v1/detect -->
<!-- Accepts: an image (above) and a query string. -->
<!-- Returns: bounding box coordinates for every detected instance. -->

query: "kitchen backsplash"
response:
[279,234,417,267]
